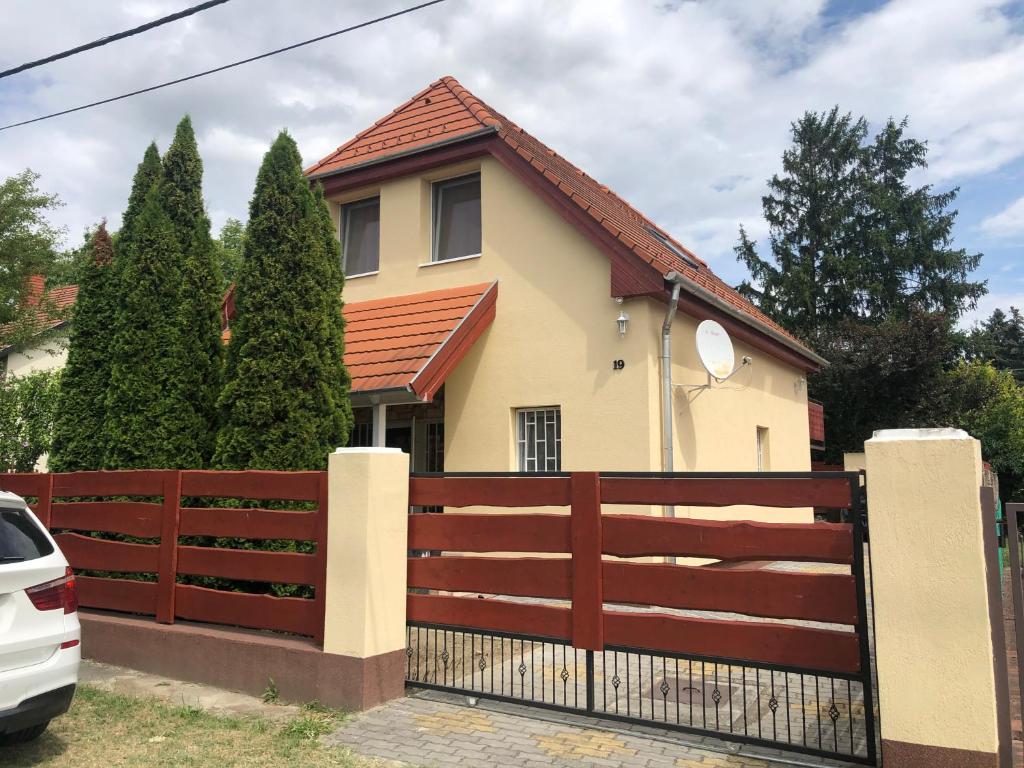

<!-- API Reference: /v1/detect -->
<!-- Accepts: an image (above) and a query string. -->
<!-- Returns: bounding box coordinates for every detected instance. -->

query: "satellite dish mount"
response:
[680,320,751,393]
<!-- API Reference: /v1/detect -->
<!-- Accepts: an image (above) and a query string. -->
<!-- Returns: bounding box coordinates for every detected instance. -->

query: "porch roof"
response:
[344,281,498,403]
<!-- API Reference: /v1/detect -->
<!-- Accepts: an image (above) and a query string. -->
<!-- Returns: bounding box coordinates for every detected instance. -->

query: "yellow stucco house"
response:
[297,76,825,500]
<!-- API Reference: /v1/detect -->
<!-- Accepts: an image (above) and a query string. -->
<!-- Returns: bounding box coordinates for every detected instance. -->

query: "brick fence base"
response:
[80,609,405,711]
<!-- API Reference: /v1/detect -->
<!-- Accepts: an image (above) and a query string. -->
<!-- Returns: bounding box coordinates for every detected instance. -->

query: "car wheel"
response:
[0,721,49,746]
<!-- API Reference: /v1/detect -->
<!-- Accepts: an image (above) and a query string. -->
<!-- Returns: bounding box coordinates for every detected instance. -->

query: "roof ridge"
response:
[438,75,499,128]
[305,77,495,177]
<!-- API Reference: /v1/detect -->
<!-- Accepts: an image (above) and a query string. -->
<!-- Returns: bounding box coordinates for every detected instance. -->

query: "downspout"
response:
[661,272,685,518]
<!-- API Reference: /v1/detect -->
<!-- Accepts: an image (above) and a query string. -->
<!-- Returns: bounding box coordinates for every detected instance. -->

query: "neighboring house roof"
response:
[0,284,78,357]
[808,399,825,448]
[306,76,822,370]
[222,281,498,404]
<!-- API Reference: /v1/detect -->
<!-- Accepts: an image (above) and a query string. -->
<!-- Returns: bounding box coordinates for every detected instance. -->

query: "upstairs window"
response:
[432,173,481,262]
[341,197,380,277]
[517,407,561,473]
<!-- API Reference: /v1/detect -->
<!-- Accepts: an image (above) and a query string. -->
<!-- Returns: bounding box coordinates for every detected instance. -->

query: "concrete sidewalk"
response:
[323,689,862,768]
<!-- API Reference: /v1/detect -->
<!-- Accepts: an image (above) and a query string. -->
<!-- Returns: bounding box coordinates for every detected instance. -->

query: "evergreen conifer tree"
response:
[119,142,161,251]
[104,186,200,469]
[158,116,223,463]
[49,224,117,471]
[214,131,352,470]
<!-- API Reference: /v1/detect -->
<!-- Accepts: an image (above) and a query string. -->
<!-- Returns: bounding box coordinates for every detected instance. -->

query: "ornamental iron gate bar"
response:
[405,471,878,765]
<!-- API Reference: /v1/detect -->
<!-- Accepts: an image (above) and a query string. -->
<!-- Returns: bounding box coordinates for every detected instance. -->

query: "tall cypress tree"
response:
[104,186,199,469]
[214,131,352,470]
[158,116,223,464]
[119,142,161,251]
[49,224,117,471]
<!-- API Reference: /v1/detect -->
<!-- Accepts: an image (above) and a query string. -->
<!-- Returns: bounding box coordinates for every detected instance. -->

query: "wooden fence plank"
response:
[35,474,53,528]
[178,507,318,540]
[177,547,319,585]
[602,515,854,563]
[602,561,858,624]
[408,513,571,553]
[174,585,319,636]
[600,476,854,509]
[51,501,162,538]
[603,610,861,674]
[156,471,181,624]
[52,470,166,497]
[570,472,603,651]
[0,472,49,499]
[312,470,328,645]
[407,556,571,599]
[53,533,159,573]
[407,593,572,641]
[76,575,158,614]
[409,476,572,508]
[180,470,322,501]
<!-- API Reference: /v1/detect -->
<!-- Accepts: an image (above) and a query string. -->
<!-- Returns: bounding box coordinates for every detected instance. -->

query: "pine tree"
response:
[214,131,352,471]
[973,307,1024,382]
[736,109,985,338]
[158,116,223,464]
[49,224,117,471]
[858,118,984,320]
[104,186,199,469]
[736,108,868,340]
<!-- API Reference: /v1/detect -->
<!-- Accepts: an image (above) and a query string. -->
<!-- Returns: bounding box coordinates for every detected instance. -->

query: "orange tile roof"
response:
[1,284,78,352]
[307,77,813,357]
[343,281,497,400]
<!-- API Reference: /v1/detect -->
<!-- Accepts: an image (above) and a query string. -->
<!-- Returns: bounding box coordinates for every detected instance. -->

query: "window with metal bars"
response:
[516,407,561,473]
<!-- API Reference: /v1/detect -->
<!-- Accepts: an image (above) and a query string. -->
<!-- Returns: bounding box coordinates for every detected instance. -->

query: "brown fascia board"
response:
[310,131,822,372]
[309,128,498,194]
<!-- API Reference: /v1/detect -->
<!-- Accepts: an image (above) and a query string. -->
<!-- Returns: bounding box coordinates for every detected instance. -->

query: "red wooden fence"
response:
[407,472,863,675]
[0,470,328,641]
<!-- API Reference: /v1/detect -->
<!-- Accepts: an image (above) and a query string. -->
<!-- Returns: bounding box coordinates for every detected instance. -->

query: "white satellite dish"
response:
[695,320,735,380]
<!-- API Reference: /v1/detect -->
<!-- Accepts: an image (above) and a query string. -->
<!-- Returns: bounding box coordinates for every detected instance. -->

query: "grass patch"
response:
[3,685,375,767]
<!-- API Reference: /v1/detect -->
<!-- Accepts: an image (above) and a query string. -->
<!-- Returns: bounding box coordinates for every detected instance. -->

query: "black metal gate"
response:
[405,471,879,766]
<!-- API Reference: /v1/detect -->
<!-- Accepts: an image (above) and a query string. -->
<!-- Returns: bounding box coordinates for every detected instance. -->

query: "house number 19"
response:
[612,359,625,370]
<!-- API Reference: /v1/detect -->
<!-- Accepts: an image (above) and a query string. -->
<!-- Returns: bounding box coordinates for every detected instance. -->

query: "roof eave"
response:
[306,126,500,182]
[670,278,827,368]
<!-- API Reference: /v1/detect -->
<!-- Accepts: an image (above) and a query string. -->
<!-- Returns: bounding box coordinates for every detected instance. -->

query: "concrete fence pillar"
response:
[865,428,1011,767]
[321,446,410,710]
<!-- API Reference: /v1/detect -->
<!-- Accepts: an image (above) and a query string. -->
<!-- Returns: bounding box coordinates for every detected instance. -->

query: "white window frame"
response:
[516,407,561,473]
[431,172,481,263]
[341,196,380,278]
[756,426,769,472]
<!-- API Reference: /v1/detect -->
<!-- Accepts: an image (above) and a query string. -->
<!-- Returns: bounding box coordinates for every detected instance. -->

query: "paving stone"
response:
[322,690,871,768]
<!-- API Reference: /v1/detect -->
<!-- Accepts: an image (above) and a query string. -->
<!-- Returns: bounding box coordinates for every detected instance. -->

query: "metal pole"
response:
[585,650,595,713]
[372,402,387,447]
[850,475,877,765]
[1006,502,1024,714]
[660,274,683,519]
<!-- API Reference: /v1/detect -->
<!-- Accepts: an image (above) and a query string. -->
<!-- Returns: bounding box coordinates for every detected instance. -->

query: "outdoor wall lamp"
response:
[617,309,630,336]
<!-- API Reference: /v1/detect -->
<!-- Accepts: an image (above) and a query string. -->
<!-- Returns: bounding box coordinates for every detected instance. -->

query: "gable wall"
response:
[329,155,661,476]
[326,155,811,517]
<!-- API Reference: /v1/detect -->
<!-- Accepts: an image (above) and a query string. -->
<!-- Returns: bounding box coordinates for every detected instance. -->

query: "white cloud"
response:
[980,195,1024,238]
[0,0,1022,281]
[960,288,1024,327]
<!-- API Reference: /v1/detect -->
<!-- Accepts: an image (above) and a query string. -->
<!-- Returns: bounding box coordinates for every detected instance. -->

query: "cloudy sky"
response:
[1,0,1022,324]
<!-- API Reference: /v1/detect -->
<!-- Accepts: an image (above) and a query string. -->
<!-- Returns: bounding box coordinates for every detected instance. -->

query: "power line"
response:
[0,0,232,80]
[0,0,450,133]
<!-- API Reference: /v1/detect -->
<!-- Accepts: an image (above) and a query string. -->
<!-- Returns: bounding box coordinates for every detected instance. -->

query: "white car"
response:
[0,491,79,746]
